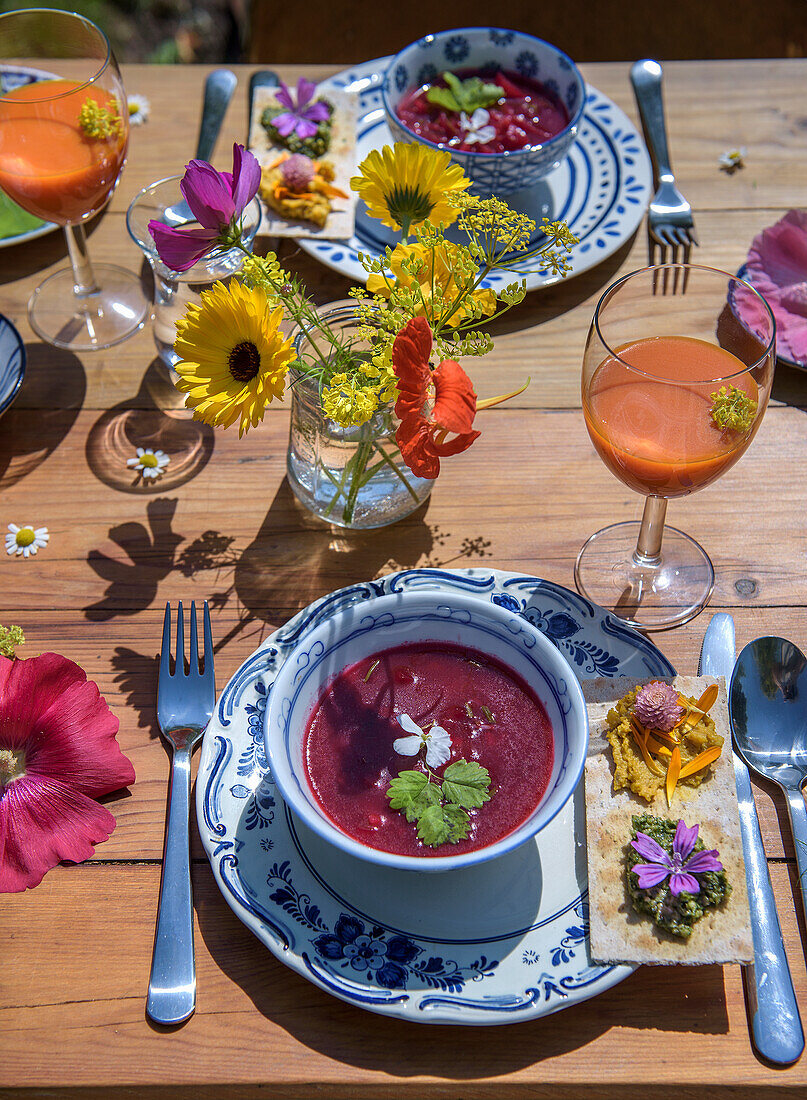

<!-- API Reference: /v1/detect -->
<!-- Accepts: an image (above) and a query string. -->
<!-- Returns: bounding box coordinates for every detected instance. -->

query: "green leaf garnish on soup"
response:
[426,71,504,114]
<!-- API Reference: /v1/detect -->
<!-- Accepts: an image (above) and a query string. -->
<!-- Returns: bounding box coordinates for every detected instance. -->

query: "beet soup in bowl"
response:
[382,27,586,195]
[264,589,588,873]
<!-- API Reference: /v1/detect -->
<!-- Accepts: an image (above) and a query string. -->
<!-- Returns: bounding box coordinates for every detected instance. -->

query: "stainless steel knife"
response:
[700,612,803,1065]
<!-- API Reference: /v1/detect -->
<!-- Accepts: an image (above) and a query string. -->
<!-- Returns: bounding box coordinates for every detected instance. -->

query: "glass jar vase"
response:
[287,306,433,529]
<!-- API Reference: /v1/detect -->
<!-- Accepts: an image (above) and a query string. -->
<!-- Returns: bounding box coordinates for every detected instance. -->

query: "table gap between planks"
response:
[1,61,807,1099]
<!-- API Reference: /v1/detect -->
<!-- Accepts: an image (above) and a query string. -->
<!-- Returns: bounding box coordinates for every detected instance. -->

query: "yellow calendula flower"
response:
[173,280,295,437]
[351,143,471,235]
[367,241,497,327]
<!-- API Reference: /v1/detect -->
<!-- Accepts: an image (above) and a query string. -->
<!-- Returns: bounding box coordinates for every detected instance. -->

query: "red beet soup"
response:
[396,68,570,153]
[304,642,555,857]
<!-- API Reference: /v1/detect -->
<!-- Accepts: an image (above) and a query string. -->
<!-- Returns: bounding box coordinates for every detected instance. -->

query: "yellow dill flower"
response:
[173,280,295,437]
[359,343,398,403]
[366,241,496,327]
[351,143,470,235]
[321,373,380,427]
[78,97,122,139]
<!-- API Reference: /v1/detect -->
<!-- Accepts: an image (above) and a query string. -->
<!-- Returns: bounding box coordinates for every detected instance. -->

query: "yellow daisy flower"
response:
[351,143,471,236]
[366,241,497,327]
[173,280,295,437]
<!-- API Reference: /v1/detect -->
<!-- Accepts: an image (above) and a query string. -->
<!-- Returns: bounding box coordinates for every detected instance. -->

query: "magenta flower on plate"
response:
[738,209,807,366]
[272,78,330,140]
[0,653,136,892]
[631,820,723,896]
[148,142,261,272]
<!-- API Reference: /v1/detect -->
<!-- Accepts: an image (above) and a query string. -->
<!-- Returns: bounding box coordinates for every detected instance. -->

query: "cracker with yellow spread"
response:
[583,675,752,966]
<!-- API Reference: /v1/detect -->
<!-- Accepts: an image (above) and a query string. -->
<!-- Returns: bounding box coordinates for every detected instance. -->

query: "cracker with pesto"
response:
[583,675,752,965]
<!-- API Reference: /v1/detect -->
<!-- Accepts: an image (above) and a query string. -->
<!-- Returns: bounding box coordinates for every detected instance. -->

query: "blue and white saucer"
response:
[299,59,652,292]
[197,568,674,1026]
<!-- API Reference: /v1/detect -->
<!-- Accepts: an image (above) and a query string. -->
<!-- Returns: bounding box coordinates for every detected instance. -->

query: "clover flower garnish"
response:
[710,384,757,432]
[280,153,316,192]
[393,713,452,769]
[273,78,331,140]
[631,819,723,896]
[127,447,170,479]
[5,524,48,558]
[459,108,495,146]
[634,681,683,731]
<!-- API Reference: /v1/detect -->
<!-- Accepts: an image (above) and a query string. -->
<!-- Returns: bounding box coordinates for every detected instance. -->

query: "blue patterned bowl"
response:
[382,27,585,194]
[264,589,588,873]
[0,313,25,417]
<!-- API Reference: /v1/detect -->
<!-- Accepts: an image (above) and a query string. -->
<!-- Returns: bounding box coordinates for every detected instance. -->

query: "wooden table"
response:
[1,60,806,1099]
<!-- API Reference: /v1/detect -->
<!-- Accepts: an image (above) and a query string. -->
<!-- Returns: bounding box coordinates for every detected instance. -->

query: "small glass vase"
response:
[287,305,433,529]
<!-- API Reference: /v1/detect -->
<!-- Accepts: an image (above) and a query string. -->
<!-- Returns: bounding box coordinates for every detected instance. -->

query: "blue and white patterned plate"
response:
[299,58,652,291]
[0,66,58,249]
[197,568,675,1026]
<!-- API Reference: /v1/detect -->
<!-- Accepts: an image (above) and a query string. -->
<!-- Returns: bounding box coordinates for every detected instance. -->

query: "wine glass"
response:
[0,8,148,351]
[575,264,776,630]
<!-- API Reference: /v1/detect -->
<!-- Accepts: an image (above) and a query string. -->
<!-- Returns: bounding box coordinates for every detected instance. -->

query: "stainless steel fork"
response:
[147,600,215,1026]
[631,59,698,281]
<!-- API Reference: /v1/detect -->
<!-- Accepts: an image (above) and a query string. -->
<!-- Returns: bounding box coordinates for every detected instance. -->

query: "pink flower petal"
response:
[296,78,317,109]
[632,863,671,889]
[180,159,236,230]
[0,774,118,892]
[293,117,319,141]
[229,143,261,215]
[669,871,700,896]
[148,221,219,272]
[673,819,699,862]
[747,210,807,290]
[0,653,135,798]
[631,831,671,865]
[275,81,295,112]
[272,111,301,138]
[304,101,331,124]
[683,849,723,875]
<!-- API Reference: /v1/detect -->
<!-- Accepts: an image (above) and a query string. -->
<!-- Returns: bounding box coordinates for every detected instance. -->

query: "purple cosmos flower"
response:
[148,143,261,272]
[272,78,330,140]
[631,820,723,896]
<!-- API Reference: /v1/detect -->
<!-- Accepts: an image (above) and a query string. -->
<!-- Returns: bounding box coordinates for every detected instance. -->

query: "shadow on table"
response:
[771,358,807,408]
[85,357,214,494]
[0,211,104,285]
[0,342,85,488]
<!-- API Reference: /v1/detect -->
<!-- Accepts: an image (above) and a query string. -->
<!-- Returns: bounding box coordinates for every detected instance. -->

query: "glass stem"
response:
[64,223,100,300]
[633,495,667,566]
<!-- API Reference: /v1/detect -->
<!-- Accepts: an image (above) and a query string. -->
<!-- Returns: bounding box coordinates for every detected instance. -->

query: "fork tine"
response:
[189,599,198,673]
[176,599,185,676]
[202,601,214,684]
[160,602,172,682]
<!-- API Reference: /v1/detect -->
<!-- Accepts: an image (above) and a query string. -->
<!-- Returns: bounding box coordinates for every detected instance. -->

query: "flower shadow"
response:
[85,357,214,494]
[0,342,86,488]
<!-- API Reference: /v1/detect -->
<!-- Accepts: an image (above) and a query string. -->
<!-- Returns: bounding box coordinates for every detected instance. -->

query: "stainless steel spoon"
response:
[730,636,807,935]
[162,68,237,227]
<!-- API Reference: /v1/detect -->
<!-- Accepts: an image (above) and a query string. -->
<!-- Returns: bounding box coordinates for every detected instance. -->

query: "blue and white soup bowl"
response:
[382,27,586,194]
[264,589,589,873]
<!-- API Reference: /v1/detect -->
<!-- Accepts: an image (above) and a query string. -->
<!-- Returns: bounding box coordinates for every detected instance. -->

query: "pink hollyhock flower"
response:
[148,143,261,272]
[272,79,330,140]
[0,653,135,892]
[738,210,807,365]
[631,820,723,896]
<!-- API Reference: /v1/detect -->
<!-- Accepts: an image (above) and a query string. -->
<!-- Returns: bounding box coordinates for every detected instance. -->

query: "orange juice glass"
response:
[575,264,775,630]
[0,9,147,350]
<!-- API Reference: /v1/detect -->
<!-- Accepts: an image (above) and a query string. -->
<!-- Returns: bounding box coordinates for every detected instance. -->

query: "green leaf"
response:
[426,72,503,114]
[417,803,471,847]
[442,760,492,809]
[386,770,441,823]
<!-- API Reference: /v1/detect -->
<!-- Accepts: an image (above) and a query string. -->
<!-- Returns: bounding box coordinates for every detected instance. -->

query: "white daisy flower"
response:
[127,447,169,479]
[5,523,49,558]
[460,108,496,146]
[393,713,452,769]
[127,94,150,126]
[718,147,746,172]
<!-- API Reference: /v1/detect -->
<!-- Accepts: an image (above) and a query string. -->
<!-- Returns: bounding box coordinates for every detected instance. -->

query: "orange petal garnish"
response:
[268,152,290,170]
[678,744,722,780]
[476,378,530,410]
[631,722,664,777]
[319,181,349,199]
[696,684,719,713]
[666,745,682,806]
[644,733,672,758]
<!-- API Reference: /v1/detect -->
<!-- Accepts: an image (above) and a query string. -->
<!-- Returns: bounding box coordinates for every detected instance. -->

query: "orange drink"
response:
[583,335,759,498]
[0,80,126,225]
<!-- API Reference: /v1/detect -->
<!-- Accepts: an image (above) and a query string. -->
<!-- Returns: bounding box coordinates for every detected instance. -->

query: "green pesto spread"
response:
[626,814,731,939]
[261,99,334,158]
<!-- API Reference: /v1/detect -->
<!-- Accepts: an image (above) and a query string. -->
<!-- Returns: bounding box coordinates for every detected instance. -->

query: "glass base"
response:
[28,264,148,351]
[574,521,715,631]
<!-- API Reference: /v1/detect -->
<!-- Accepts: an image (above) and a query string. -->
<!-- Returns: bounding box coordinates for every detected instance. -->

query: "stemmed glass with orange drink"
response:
[0,8,147,350]
[575,264,776,630]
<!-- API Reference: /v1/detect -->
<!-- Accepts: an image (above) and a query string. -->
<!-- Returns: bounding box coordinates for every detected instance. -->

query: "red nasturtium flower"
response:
[0,653,135,892]
[392,317,480,479]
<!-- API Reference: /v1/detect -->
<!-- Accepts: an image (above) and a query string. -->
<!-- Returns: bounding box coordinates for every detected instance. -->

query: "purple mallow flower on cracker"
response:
[631,819,723,896]
[273,79,330,140]
[148,143,260,272]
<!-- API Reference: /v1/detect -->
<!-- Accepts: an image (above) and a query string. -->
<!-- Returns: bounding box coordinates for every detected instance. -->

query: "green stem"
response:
[343,438,375,525]
[371,441,420,502]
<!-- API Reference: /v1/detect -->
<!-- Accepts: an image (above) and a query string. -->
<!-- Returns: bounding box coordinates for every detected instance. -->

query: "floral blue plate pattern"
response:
[197,568,675,1026]
[299,58,652,292]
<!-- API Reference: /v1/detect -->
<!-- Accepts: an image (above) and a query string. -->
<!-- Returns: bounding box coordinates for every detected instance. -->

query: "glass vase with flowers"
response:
[148,137,576,528]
